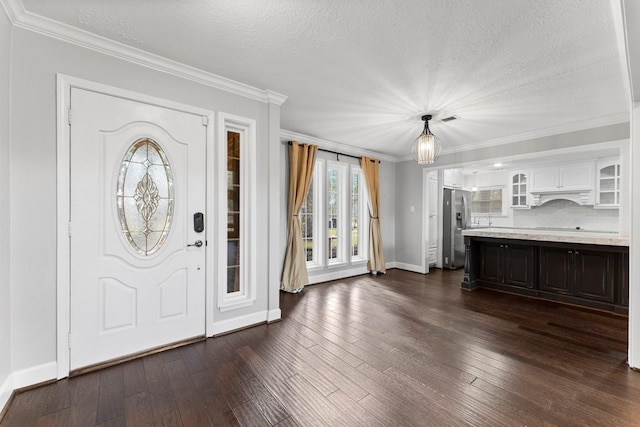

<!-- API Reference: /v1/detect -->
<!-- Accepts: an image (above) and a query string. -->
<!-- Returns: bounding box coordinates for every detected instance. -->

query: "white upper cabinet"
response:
[510,170,530,208]
[443,168,463,188]
[595,158,620,208]
[529,162,594,206]
[530,162,594,192]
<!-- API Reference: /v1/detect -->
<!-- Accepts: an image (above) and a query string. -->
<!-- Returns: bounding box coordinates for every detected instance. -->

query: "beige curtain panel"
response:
[281,141,318,293]
[361,156,386,273]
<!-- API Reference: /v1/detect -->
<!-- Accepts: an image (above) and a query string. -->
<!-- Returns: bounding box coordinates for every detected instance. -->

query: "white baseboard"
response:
[211,310,269,336]
[0,374,13,415]
[1,361,57,414]
[12,362,57,389]
[307,265,369,284]
[393,262,427,274]
[385,261,397,269]
[267,309,281,323]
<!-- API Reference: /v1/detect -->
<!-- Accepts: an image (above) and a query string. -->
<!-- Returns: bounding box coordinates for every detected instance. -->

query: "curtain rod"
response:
[287,141,379,163]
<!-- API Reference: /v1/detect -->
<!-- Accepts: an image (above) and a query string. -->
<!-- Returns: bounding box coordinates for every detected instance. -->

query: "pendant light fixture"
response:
[472,171,478,192]
[411,115,442,164]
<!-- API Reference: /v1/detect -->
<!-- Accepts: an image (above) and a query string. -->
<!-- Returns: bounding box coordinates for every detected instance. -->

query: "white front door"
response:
[69,88,206,370]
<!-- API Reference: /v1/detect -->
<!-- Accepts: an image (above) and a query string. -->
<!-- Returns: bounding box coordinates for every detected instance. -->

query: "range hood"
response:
[530,189,594,206]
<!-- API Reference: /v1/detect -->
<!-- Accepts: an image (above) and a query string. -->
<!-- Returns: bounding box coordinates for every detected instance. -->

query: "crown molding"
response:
[0,0,287,105]
[280,129,398,163]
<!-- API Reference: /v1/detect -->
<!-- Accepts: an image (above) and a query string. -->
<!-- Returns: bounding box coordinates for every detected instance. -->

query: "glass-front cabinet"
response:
[510,170,529,208]
[596,159,620,208]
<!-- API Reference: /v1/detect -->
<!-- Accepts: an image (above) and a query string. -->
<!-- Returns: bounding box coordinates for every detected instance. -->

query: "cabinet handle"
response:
[567,250,573,254]
[574,251,579,255]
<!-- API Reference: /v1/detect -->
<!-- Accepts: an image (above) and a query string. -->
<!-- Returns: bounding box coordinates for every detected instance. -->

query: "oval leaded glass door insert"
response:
[117,138,174,256]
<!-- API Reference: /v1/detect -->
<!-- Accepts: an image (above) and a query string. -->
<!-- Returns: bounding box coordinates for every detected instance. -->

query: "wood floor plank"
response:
[36,408,70,427]
[3,268,640,426]
[203,395,240,427]
[325,389,386,427]
[67,371,100,427]
[123,359,147,398]
[95,365,124,425]
[232,399,270,427]
[163,358,212,426]
[124,391,154,427]
[239,376,291,425]
[142,353,181,426]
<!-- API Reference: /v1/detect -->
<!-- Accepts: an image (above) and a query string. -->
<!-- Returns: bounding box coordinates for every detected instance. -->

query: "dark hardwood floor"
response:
[2,268,640,426]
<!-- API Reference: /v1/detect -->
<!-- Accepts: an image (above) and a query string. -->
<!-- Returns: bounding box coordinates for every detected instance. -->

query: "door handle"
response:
[188,240,203,248]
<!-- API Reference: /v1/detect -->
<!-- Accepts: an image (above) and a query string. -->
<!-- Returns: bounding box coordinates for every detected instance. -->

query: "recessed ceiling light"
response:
[493,162,503,168]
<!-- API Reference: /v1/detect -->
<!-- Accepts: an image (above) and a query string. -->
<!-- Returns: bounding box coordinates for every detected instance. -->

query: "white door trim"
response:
[56,74,215,379]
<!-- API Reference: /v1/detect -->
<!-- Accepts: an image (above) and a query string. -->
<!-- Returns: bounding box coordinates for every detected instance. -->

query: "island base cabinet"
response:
[504,245,535,288]
[479,242,503,283]
[479,242,534,289]
[539,247,572,294]
[539,247,615,303]
[465,237,628,314]
[573,250,615,303]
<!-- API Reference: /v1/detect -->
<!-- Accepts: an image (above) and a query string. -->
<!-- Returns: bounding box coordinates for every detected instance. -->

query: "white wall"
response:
[0,4,12,409]
[9,28,279,374]
[379,160,396,267]
[394,161,424,268]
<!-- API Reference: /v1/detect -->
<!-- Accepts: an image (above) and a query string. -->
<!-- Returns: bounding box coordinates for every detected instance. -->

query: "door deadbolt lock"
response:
[188,240,203,248]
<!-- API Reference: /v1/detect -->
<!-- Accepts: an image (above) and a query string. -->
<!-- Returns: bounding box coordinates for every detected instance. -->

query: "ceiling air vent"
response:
[441,115,459,123]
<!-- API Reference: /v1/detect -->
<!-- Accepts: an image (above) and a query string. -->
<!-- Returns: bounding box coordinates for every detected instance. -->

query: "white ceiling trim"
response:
[611,0,633,104]
[398,112,630,162]
[280,130,397,163]
[0,0,287,106]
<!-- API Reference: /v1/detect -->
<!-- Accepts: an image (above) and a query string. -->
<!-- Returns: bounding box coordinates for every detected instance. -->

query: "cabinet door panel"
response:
[539,247,572,294]
[560,164,592,190]
[479,242,503,283]
[574,250,615,302]
[504,245,535,288]
[531,168,557,191]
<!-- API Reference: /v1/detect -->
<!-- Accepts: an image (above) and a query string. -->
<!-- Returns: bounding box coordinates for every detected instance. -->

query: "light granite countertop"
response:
[462,227,629,247]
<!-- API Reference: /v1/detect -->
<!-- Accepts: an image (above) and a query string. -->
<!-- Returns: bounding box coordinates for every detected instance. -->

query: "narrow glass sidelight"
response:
[117,138,174,256]
[227,131,241,293]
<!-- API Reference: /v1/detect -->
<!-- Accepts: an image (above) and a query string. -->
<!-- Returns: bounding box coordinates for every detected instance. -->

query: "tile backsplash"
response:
[513,199,618,232]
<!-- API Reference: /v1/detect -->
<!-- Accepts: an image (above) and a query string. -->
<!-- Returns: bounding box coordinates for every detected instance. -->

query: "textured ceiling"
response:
[19,0,630,159]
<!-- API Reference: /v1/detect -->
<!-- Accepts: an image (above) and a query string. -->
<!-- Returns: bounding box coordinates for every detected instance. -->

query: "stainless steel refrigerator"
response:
[442,188,471,269]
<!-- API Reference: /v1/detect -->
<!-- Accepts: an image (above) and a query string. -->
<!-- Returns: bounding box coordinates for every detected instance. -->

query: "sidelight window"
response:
[217,113,256,312]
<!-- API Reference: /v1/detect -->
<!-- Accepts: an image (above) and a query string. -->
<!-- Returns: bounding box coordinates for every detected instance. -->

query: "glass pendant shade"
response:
[411,116,442,164]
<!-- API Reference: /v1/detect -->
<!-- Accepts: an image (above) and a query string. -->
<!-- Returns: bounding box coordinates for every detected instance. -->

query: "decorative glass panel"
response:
[227,131,241,293]
[117,138,174,256]
[300,176,314,262]
[327,168,339,261]
[351,172,360,258]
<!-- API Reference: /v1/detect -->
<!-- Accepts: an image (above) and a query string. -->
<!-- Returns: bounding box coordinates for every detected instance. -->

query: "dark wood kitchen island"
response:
[461,228,629,314]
